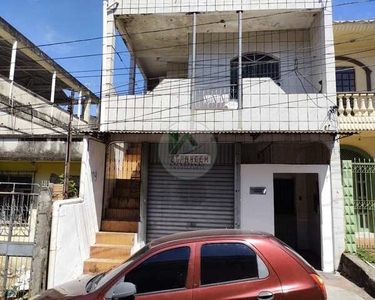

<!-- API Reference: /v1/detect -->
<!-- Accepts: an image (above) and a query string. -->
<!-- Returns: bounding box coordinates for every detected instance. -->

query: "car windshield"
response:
[87,244,151,292]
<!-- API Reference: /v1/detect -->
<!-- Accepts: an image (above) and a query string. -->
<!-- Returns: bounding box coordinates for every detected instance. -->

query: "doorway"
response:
[274,173,321,269]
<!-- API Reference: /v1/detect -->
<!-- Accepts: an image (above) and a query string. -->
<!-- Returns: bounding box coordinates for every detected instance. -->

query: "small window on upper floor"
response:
[230,53,280,98]
[336,67,355,92]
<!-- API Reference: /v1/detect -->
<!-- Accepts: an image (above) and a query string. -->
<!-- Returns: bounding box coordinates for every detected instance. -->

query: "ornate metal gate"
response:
[343,160,375,252]
[0,182,39,299]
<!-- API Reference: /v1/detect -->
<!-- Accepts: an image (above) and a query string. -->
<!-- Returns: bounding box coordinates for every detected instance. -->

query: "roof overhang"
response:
[334,20,375,53]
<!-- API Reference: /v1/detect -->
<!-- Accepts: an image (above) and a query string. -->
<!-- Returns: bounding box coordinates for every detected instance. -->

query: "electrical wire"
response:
[0,1,372,132]
[9,0,375,53]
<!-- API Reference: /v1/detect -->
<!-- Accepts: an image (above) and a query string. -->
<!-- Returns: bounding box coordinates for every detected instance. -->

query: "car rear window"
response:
[271,238,315,272]
[200,243,259,286]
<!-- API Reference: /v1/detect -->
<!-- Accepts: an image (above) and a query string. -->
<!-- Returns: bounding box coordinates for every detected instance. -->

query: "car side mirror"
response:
[111,282,137,300]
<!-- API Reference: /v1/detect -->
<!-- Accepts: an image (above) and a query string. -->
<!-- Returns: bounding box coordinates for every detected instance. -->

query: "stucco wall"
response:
[240,164,334,272]
[53,138,105,286]
[0,139,82,161]
[0,161,81,185]
[341,133,375,158]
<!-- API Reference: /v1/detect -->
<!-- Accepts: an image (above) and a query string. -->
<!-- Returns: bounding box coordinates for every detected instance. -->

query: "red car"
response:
[34,230,327,300]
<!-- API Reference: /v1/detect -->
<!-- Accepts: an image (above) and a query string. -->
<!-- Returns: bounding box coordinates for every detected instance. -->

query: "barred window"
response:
[230,53,280,98]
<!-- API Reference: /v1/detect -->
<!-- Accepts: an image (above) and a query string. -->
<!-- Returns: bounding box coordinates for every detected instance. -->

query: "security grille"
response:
[0,182,39,299]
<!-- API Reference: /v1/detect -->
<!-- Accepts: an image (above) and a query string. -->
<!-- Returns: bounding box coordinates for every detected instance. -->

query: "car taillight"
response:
[310,274,327,300]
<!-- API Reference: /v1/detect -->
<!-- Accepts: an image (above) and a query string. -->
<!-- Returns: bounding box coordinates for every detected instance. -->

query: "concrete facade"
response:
[101,5,337,133]
[91,0,343,274]
[240,164,334,272]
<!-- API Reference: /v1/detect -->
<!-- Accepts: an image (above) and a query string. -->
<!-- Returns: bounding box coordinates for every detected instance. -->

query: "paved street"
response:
[319,272,374,300]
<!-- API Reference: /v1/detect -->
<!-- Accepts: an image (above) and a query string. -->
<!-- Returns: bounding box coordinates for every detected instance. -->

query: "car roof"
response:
[150,229,273,248]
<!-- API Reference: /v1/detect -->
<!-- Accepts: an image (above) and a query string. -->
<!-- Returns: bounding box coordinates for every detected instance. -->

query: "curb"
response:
[339,253,375,298]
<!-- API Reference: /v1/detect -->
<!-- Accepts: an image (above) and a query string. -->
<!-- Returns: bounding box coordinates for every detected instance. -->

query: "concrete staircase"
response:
[84,144,142,275]
[84,146,141,274]
[101,179,140,233]
[84,231,135,274]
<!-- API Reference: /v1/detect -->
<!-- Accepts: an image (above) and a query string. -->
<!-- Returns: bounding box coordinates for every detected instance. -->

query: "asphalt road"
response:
[319,271,374,300]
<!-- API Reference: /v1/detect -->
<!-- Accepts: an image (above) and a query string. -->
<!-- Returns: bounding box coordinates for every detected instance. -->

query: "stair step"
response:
[116,179,140,189]
[101,220,138,233]
[96,232,135,245]
[84,258,125,274]
[90,244,132,259]
[109,198,140,209]
[105,208,140,221]
[113,188,140,198]
[126,148,141,155]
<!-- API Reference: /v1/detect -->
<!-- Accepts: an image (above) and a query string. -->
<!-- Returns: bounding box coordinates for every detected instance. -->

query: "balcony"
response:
[337,93,375,131]
[103,78,335,132]
[0,75,91,135]
[102,9,335,133]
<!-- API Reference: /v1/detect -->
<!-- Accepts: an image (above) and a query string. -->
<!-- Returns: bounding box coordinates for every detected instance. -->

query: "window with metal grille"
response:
[0,173,34,225]
[230,53,280,99]
[336,67,355,92]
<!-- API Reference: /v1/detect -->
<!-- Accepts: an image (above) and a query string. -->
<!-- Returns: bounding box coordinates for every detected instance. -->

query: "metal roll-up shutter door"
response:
[147,165,234,242]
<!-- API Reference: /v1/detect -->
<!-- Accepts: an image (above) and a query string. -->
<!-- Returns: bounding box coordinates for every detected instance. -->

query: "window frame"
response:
[336,66,356,92]
[230,53,280,99]
[195,240,269,288]
[119,243,195,296]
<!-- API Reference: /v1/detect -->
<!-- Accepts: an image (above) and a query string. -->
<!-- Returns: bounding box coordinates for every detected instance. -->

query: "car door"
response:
[103,243,195,300]
[192,240,282,300]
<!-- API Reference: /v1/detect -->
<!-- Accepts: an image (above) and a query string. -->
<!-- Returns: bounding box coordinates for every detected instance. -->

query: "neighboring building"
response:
[334,20,375,252]
[49,0,345,286]
[0,16,99,188]
[0,17,99,296]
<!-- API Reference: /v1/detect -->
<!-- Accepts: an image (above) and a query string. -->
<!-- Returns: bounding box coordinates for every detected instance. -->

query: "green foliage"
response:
[59,174,78,198]
[356,248,375,263]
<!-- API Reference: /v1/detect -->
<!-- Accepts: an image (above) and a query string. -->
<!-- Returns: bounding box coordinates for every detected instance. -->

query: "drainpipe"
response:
[47,197,84,289]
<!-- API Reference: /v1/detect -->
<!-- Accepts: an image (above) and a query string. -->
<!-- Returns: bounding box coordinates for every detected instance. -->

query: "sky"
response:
[1,0,375,96]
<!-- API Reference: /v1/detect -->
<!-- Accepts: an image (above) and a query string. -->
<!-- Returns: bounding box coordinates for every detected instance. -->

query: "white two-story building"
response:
[49,0,346,286]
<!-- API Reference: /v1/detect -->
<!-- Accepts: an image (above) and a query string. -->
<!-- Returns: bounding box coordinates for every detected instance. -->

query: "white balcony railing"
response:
[337,93,375,131]
[193,84,239,110]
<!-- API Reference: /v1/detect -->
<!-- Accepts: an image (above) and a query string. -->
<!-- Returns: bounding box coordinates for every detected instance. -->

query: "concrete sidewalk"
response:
[319,272,374,300]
